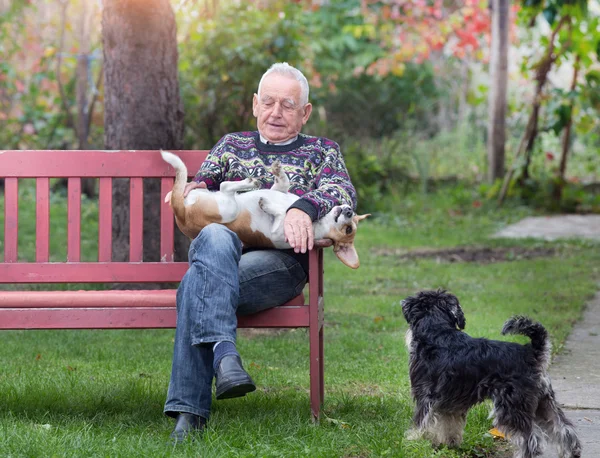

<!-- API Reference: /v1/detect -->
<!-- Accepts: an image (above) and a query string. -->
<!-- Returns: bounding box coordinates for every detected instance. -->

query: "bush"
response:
[339,136,412,214]
[178,3,305,148]
[315,66,441,139]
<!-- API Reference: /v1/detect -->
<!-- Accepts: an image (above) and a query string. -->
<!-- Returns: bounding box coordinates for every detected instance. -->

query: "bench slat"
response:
[36,178,50,262]
[1,150,207,178]
[0,307,178,329]
[4,178,19,262]
[160,177,175,262]
[0,262,189,283]
[67,178,81,262]
[0,290,304,308]
[129,178,144,262]
[98,178,112,261]
[0,306,310,329]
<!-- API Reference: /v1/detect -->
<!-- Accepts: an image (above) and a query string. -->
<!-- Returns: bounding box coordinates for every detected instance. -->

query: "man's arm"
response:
[284,139,357,252]
[287,139,357,221]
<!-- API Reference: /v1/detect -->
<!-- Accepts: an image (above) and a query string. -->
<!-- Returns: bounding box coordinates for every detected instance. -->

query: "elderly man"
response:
[164,62,357,442]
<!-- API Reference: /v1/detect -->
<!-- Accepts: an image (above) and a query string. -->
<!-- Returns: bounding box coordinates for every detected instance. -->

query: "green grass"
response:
[0,181,599,457]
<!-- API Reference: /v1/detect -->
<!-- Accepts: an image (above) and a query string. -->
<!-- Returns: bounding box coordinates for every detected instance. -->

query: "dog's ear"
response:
[334,244,359,269]
[401,296,418,325]
[354,213,371,222]
[447,295,466,330]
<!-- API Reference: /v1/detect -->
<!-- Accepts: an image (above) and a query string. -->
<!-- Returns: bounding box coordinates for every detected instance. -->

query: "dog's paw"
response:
[271,160,282,176]
[404,428,423,441]
[240,177,260,188]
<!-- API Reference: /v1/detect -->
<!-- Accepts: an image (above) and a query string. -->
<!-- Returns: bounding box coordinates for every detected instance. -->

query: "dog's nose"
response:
[343,208,353,218]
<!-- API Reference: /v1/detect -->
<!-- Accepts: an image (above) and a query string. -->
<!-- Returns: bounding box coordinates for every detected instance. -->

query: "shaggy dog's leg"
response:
[431,412,467,448]
[535,394,581,458]
[405,399,432,441]
[493,397,543,458]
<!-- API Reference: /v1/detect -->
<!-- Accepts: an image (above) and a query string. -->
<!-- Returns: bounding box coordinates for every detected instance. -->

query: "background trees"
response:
[1,0,599,213]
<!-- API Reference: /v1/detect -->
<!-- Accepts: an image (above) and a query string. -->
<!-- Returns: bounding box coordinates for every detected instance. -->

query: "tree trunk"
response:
[102,0,188,275]
[554,55,581,202]
[498,15,570,204]
[76,0,97,197]
[487,0,509,182]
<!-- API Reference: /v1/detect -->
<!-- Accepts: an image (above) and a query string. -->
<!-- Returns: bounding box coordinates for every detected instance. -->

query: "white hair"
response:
[257,62,310,105]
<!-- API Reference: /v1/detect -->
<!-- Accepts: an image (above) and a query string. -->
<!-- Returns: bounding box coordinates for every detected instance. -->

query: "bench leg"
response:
[319,326,324,403]
[310,321,322,422]
[309,248,324,422]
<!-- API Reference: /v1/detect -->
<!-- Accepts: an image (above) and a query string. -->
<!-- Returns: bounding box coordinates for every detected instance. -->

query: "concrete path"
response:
[496,215,600,457]
[540,291,600,458]
[495,215,600,241]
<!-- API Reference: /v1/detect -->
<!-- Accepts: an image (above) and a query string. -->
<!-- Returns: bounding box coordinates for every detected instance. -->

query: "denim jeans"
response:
[164,224,308,420]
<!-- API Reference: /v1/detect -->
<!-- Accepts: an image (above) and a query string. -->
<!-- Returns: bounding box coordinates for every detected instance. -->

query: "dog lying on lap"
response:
[162,151,369,269]
[402,289,581,458]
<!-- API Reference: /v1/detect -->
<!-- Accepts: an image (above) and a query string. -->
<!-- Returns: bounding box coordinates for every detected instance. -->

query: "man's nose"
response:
[271,102,283,117]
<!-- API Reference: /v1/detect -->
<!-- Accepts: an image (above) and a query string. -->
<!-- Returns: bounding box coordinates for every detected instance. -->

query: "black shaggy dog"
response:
[401,289,581,458]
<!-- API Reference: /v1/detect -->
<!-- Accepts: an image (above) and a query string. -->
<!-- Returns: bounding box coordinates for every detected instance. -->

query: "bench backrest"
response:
[1,149,207,284]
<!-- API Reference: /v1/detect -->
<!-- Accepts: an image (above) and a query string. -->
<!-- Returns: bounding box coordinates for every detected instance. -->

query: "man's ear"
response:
[334,243,359,269]
[302,103,313,124]
[252,93,259,117]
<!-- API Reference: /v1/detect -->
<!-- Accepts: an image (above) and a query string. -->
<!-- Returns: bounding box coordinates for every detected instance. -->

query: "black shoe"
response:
[169,413,206,444]
[214,355,256,400]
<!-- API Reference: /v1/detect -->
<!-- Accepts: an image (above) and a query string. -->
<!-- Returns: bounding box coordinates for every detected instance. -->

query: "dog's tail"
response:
[501,315,551,370]
[161,150,188,224]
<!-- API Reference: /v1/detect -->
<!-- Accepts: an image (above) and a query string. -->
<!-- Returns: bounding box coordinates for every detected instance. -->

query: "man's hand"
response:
[284,208,314,254]
[184,181,207,197]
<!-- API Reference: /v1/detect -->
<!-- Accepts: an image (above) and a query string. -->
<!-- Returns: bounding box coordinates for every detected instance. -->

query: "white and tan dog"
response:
[161,151,369,269]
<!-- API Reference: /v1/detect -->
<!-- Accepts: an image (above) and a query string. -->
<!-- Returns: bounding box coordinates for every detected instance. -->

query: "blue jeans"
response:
[164,224,308,420]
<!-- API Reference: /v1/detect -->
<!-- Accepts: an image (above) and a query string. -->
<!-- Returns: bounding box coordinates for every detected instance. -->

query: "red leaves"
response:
[360,0,504,69]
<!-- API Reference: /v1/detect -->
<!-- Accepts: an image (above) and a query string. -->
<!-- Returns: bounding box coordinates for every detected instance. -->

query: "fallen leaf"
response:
[35,353,41,360]
[488,427,506,439]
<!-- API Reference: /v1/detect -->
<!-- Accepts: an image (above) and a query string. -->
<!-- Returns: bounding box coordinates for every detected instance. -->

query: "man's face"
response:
[253,73,312,143]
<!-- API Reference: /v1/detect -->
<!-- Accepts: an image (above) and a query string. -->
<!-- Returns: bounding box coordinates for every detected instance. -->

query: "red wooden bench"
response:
[0,150,325,420]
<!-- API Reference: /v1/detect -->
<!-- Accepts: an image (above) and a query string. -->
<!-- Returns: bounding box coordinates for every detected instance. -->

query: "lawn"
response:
[0,181,599,457]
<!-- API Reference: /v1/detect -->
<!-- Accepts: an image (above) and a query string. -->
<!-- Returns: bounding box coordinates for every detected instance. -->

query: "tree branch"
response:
[56,0,76,134]
[86,61,104,137]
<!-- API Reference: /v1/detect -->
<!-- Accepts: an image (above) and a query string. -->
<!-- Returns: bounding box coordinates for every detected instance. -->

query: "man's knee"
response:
[189,224,242,260]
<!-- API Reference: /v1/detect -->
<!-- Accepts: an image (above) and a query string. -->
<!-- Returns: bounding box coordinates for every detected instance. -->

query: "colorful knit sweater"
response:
[192,131,357,222]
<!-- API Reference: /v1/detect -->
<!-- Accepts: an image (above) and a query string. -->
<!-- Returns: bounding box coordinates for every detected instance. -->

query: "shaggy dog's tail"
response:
[502,315,551,370]
[160,150,188,224]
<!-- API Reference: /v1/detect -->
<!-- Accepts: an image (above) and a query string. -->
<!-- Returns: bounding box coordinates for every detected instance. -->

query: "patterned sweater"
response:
[193,131,357,222]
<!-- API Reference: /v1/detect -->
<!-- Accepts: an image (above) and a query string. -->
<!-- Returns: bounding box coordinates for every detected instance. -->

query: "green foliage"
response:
[178,2,305,148]
[301,0,385,97]
[314,67,441,139]
[340,137,411,214]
